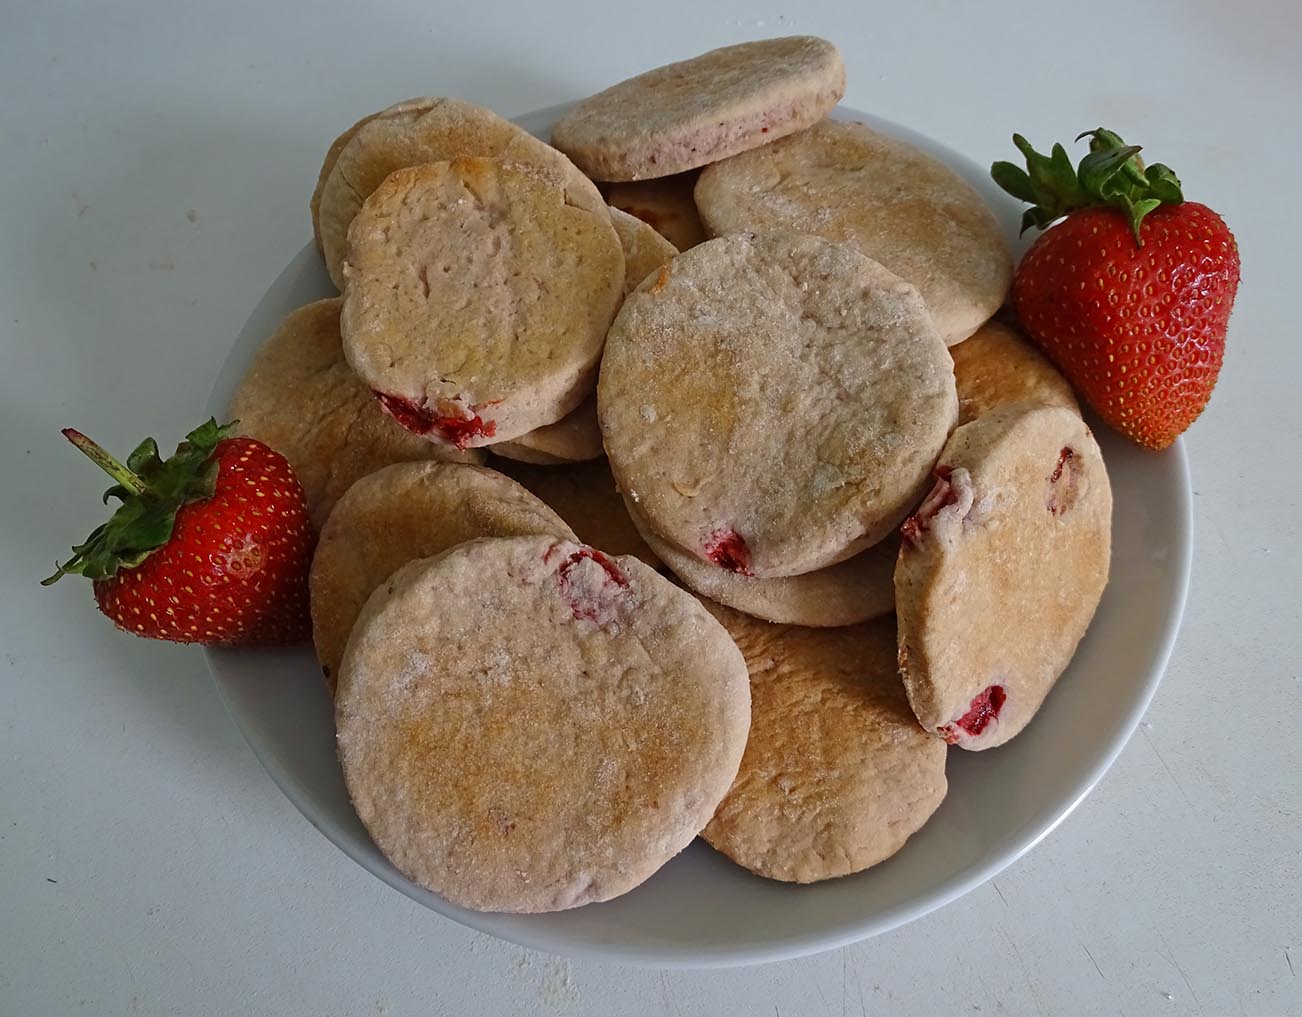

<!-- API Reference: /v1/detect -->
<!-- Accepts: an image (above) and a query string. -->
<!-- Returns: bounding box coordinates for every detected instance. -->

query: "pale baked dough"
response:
[598,231,957,578]
[227,298,481,529]
[695,119,1013,345]
[310,461,574,688]
[552,37,845,181]
[606,174,707,251]
[335,535,750,912]
[701,603,947,883]
[951,318,1079,424]
[894,405,1111,749]
[340,159,624,449]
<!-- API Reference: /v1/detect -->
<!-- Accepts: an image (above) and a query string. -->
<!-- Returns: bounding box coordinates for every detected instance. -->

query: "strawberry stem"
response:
[62,428,147,496]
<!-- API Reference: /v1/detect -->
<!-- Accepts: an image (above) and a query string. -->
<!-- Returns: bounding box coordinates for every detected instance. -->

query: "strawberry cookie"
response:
[625,495,895,627]
[334,535,750,912]
[340,158,624,450]
[950,318,1079,425]
[894,405,1111,749]
[695,120,1012,345]
[309,461,574,689]
[599,231,958,578]
[228,298,481,528]
[316,97,605,288]
[701,604,947,883]
[552,37,845,181]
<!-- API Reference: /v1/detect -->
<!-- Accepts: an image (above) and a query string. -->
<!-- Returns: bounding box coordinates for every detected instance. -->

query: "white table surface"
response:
[2,1,1299,1014]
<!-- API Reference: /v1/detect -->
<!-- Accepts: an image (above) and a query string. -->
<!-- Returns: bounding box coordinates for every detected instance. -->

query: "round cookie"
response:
[492,394,603,466]
[494,458,661,570]
[951,318,1079,425]
[227,298,481,529]
[309,97,438,254]
[894,404,1111,750]
[606,174,707,251]
[335,535,751,913]
[552,37,845,181]
[492,209,675,465]
[695,119,1013,346]
[625,494,895,627]
[340,158,625,450]
[598,231,958,578]
[309,461,575,689]
[700,603,947,883]
[317,97,606,288]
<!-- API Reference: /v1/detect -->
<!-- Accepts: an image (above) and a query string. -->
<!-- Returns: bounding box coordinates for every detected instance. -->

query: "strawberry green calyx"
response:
[991,127,1183,243]
[42,419,237,584]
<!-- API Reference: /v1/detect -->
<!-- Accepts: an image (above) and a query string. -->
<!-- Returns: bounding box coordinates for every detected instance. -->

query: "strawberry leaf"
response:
[992,127,1184,244]
[42,419,237,585]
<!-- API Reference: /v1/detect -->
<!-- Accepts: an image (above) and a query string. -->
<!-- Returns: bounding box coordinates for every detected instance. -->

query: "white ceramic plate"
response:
[205,104,1192,968]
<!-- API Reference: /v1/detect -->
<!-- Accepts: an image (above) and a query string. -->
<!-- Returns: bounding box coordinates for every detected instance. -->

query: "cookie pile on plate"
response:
[230,36,1112,911]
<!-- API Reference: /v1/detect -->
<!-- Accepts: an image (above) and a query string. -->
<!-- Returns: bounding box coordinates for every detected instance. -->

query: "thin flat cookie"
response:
[951,318,1079,424]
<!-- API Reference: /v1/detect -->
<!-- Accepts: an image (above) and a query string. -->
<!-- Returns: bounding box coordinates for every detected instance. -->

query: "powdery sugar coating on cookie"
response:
[624,492,895,627]
[334,535,750,913]
[340,159,624,449]
[894,404,1112,750]
[552,37,845,181]
[695,119,1013,346]
[309,461,575,689]
[700,603,947,883]
[598,232,958,578]
[227,298,482,529]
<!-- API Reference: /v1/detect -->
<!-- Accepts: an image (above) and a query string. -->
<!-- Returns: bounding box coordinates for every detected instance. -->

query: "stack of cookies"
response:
[229,36,1112,910]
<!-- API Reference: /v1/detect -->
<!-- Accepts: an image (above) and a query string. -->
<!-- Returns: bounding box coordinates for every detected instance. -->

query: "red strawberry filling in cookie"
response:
[1046,446,1082,516]
[938,684,1007,744]
[900,467,975,549]
[374,392,497,449]
[704,528,753,575]
[554,545,631,625]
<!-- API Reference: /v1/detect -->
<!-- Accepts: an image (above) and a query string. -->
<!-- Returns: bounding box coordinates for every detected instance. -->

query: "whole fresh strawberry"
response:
[43,419,314,645]
[991,129,1239,450]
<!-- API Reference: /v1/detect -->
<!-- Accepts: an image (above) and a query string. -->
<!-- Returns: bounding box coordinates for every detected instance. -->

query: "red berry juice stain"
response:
[703,529,752,575]
[939,685,1007,744]
[374,392,496,449]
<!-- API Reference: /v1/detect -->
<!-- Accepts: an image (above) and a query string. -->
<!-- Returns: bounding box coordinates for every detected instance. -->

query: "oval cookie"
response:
[227,298,481,529]
[335,535,751,912]
[701,603,947,883]
[695,119,1013,345]
[317,97,605,288]
[598,231,958,578]
[552,37,845,181]
[894,405,1111,749]
[309,461,574,688]
[341,159,624,450]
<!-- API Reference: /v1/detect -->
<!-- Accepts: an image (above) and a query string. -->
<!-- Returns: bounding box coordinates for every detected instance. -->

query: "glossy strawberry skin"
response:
[92,437,314,645]
[1012,202,1239,450]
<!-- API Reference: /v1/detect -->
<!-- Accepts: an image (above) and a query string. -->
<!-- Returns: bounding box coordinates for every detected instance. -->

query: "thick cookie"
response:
[552,37,845,181]
[335,535,750,912]
[894,405,1111,749]
[606,174,707,251]
[599,232,957,578]
[951,318,1079,425]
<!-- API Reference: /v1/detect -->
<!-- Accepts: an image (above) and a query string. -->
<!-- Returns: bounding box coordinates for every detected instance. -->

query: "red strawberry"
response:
[43,420,314,645]
[992,129,1240,450]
